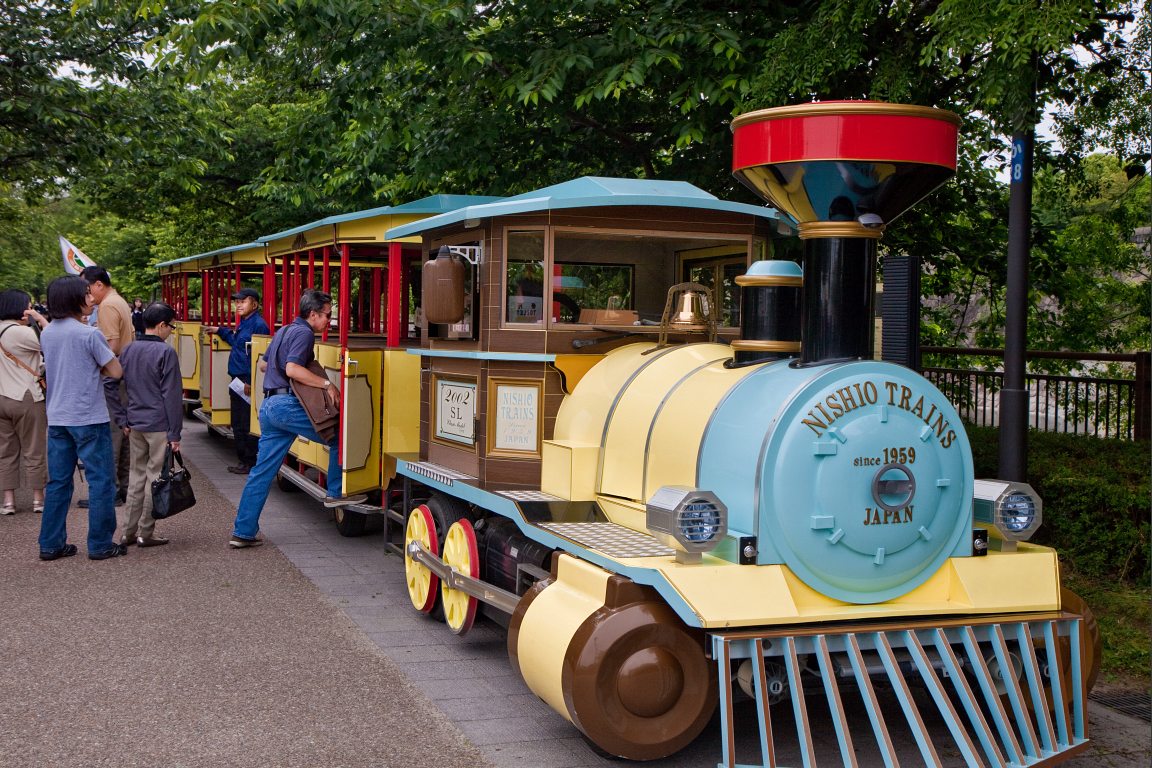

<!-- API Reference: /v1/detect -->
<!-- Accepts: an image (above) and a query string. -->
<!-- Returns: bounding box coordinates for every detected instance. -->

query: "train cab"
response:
[384,177,793,492]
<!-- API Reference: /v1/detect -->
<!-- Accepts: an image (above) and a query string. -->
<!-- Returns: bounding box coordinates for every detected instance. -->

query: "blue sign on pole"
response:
[1011,138,1025,183]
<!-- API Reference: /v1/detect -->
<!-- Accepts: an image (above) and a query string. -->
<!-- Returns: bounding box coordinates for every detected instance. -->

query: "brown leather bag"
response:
[290,360,339,443]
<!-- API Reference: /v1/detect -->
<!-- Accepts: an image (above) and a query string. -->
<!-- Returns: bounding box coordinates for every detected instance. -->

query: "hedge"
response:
[966,425,1150,585]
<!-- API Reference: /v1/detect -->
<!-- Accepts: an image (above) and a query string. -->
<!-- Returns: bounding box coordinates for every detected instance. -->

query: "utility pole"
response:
[998,129,1033,481]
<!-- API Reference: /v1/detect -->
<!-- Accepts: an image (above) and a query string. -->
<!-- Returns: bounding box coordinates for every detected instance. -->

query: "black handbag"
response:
[151,447,196,519]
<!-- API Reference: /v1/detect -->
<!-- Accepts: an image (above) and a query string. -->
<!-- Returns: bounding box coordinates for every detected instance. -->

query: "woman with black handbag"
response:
[0,289,48,515]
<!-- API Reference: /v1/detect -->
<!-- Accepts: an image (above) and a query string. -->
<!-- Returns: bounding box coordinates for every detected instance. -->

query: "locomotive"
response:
[388,102,1097,765]
[163,101,1097,765]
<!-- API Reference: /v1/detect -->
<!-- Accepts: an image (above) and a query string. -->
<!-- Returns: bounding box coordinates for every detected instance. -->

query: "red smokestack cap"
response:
[732,101,960,237]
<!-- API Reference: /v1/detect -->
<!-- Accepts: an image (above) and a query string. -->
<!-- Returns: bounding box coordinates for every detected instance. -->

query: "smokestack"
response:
[731,102,959,365]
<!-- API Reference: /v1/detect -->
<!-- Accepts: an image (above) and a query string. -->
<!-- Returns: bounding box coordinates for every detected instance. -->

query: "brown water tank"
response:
[422,246,466,325]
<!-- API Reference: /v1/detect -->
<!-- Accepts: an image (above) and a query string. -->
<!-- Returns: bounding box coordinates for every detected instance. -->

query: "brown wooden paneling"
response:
[483,458,542,489]
[428,441,480,477]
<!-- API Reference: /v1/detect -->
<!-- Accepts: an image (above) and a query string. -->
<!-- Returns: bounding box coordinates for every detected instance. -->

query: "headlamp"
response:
[646,486,728,564]
[972,479,1043,550]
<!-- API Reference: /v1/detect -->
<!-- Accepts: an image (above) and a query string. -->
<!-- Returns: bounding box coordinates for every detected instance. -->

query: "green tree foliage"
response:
[14,0,1147,357]
[0,194,87,299]
[1051,6,1150,174]
[1029,155,1150,354]
[0,0,163,196]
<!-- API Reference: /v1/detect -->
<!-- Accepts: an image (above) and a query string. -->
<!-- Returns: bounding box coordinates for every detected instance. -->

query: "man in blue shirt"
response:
[38,275,127,561]
[203,288,270,474]
[229,290,365,548]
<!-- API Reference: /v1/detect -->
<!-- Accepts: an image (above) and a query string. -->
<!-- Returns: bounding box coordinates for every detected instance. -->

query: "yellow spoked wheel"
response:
[405,505,439,613]
[441,519,480,636]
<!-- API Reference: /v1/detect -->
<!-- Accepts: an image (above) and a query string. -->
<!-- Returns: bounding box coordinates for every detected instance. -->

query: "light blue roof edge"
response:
[256,194,502,244]
[156,242,263,269]
[384,177,790,240]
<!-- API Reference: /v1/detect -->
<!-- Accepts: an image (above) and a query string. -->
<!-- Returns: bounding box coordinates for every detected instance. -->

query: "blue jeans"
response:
[39,423,117,556]
[232,394,340,539]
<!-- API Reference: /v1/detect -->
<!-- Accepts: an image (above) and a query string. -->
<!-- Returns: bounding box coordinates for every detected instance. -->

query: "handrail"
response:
[922,346,1143,364]
[918,349,1149,440]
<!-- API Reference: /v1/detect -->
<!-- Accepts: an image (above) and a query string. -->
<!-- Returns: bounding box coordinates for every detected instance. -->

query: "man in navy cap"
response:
[203,287,270,474]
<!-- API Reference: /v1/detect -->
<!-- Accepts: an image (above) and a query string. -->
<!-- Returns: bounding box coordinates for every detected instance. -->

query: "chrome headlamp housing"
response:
[973,479,1043,545]
[646,486,728,563]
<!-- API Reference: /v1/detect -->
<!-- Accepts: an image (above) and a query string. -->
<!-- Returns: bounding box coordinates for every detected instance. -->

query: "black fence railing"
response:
[920,348,1150,441]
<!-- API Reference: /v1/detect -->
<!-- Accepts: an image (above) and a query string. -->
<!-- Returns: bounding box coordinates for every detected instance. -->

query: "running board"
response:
[191,407,233,439]
[711,614,1089,767]
[275,464,382,515]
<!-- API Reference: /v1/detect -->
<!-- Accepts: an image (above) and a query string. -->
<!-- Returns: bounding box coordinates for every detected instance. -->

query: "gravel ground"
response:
[0,467,494,768]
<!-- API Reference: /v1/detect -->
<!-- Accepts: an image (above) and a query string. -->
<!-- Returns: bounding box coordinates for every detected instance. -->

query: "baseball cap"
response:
[232,288,261,302]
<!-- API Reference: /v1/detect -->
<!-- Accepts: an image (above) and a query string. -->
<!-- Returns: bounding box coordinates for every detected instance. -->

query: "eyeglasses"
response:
[162,321,179,330]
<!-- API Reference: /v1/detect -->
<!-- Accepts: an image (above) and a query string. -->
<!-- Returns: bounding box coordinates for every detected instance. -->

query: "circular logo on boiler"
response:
[760,364,973,604]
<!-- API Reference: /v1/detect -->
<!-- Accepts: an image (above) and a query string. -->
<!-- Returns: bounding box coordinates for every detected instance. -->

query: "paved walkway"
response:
[2,419,1148,768]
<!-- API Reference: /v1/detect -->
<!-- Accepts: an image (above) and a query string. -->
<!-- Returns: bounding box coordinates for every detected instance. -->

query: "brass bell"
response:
[647,281,717,353]
[672,289,707,329]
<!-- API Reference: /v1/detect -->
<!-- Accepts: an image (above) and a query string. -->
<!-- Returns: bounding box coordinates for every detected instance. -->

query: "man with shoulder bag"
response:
[229,290,365,548]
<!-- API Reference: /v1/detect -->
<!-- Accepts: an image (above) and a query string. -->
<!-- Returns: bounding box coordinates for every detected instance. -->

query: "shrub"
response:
[966,425,1150,586]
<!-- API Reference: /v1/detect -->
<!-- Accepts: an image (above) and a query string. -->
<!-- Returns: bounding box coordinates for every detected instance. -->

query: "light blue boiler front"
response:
[699,360,974,604]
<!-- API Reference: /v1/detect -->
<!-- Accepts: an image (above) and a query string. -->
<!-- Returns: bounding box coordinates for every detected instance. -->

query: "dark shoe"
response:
[115,489,127,504]
[137,535,170,547]
[229,533,264,549]
[323,493,368,508]
[88,544,128,560]
[227,464,252,475]
[39,544,78,561]
[119,534,137,546]
[77,498,90,509]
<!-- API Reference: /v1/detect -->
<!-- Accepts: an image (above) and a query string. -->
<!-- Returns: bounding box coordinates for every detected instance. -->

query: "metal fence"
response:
[921,348,1150,441]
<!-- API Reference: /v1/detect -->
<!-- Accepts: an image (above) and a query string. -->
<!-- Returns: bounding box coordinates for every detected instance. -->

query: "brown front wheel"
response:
[563,594,716,760]
[1060,587,1102,694]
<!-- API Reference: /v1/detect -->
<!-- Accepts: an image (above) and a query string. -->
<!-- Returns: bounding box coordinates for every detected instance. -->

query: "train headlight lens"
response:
[973,479,1043,544]
[1001,493,1037,533]
[647,486,728,563]
[679,501,724,543]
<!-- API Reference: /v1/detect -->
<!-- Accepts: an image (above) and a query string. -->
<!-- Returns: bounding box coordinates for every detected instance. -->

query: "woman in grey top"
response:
[0,289,48,515]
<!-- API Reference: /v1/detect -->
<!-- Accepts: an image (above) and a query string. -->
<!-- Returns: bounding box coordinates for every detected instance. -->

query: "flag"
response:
[59,236,94,275]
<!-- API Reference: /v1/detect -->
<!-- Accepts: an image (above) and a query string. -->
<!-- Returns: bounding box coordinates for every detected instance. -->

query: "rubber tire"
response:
[275,471,300,493]
[333,507,369,537]
[275,456,302,493]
